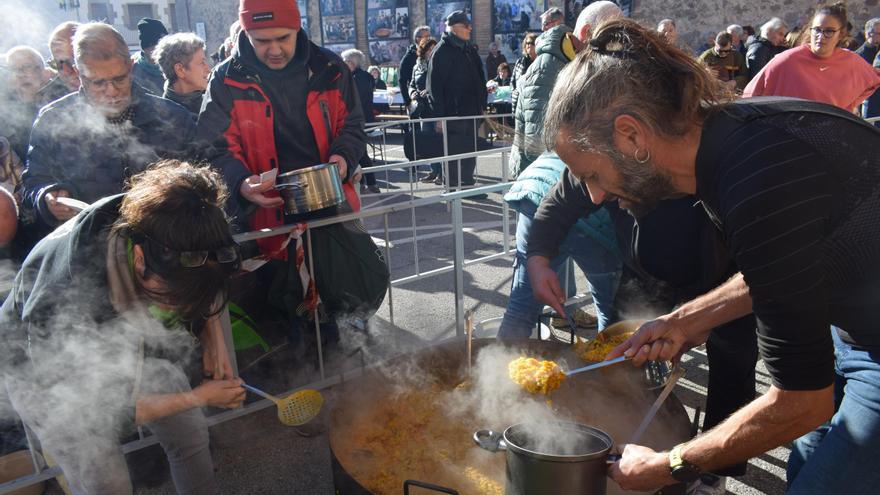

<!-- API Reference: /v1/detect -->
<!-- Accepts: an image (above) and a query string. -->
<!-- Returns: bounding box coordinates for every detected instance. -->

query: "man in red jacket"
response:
[197,0,365,349]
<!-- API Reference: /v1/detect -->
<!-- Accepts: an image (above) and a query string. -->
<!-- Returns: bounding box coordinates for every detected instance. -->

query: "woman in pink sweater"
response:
[744,2,880,112]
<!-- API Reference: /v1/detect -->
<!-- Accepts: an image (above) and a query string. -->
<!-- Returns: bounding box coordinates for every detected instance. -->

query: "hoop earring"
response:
[634,147,651,164]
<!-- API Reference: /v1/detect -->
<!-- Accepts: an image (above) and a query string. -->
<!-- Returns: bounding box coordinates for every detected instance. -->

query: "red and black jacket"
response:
[197,31,365,259]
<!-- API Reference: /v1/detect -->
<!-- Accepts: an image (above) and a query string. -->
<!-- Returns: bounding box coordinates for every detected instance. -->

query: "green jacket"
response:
[510,25,574,178]
[698,48,748,91]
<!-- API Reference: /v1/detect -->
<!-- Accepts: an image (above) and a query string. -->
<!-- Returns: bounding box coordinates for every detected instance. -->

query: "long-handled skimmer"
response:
[563,355,630,377]
[242,384,324,426]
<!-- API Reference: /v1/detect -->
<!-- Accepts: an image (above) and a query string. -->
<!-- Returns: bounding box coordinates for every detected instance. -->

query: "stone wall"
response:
[184,0,878,63]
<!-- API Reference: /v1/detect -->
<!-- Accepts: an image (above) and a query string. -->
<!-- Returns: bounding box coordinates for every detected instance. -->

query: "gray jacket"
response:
[510,25,573,178]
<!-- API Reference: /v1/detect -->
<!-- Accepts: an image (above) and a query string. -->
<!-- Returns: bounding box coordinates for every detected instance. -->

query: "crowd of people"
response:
[0,0,878,493]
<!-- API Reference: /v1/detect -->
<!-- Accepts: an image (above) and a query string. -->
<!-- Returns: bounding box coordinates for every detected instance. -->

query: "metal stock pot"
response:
[474,421,615,495]
[274,163,345,215]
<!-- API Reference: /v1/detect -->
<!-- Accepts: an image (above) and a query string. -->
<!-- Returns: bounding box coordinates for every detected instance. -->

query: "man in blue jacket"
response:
[20,22,194,249]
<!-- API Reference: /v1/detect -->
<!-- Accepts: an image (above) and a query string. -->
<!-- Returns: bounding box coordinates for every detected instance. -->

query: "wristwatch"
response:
[668,443,701,483]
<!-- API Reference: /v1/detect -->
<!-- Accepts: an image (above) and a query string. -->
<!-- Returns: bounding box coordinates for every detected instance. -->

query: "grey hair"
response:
[574,1,622,38]
[73,22,130,68]
[413,25,430,43]
[543,19,729,154]
[760,17,786,39]
[154,32,206,83]
[726,24,743,37]
[5,46,45,69]
[866,18,880,34]
[657,19,675,31]
[541,7,564,24]
[341,48,365,68]
[229,20,241,40]
[49,21,79,55]
[367,65,380,74]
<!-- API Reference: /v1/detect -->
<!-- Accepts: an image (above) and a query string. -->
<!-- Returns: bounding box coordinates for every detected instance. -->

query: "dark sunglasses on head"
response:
[49,59,75,71]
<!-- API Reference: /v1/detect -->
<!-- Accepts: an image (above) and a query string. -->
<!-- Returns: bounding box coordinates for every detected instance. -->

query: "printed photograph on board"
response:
[425,0,472,38]
[492,0,544,34]
[366,0,410,41]
[322,15,356,44]
[368,39,411,65]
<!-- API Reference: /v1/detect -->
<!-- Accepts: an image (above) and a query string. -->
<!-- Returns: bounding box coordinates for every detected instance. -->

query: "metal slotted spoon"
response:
[242,384,324,426]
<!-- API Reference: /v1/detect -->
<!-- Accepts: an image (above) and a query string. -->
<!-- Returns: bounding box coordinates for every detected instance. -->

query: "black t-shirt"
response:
[695,98,880,391]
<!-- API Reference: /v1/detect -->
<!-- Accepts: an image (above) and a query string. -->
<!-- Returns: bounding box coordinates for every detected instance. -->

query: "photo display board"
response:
[298,0,310,34]
[491,0,545,64]
[367,0,411,65]
[425,0,474,40]
[320,0,357,53]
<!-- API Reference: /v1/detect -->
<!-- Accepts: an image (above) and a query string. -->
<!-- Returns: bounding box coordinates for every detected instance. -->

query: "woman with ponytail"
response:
[529,17,880,494]
[743,2,880,112]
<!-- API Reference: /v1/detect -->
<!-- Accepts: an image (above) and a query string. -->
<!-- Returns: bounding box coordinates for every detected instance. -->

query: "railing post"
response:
[452,198,465,337]
[306,227,325,380]
[501,149,510,251]
[384,213,394,325]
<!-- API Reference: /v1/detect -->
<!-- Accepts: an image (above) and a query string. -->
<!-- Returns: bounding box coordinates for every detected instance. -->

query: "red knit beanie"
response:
[239,0,301,31]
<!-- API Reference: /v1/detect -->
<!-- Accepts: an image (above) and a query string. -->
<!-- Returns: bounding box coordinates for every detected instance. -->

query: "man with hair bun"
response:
[534,18,880,494]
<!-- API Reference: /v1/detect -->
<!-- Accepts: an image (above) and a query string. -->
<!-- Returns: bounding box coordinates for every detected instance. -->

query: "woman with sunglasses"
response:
[744,2,880,112]
[2,161,244,494]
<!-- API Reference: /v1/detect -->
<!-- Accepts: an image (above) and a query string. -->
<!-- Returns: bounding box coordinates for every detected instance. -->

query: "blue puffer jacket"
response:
[22,84,195,230]
[510,25,573,178]
[504,152,618,257]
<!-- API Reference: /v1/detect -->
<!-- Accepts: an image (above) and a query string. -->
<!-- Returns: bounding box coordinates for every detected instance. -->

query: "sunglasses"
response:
[140,232,240,268]
[49,59,75,71]
[716,48,732,54]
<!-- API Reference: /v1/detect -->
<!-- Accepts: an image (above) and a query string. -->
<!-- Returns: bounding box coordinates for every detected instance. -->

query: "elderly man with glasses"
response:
[39,22,82,104]
[2,46,55,161]
[19,22,194,251]
[699,31,749,92]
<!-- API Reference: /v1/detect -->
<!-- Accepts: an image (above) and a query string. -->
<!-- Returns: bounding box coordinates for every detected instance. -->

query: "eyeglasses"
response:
[810,27,840,39]
[9,64,42,76]
[49,59,75,71]
[141,233,240,268]
[80,71,131,91]
[716,48,732,54]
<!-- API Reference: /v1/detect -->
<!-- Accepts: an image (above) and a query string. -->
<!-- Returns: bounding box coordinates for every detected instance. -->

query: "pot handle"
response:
[274,182,309,190]
[404,480,460,494]
[606,453,621,466]
[473,429,507,452]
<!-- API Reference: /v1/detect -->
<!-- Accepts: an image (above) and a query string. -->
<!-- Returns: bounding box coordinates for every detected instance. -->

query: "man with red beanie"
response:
[197,0,366,352]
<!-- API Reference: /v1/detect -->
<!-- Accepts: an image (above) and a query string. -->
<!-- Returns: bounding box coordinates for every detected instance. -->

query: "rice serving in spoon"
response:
[508,357,566,394]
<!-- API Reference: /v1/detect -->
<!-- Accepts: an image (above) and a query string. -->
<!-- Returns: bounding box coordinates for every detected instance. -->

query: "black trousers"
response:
[443,119,477,186]
[704,313,759,477]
